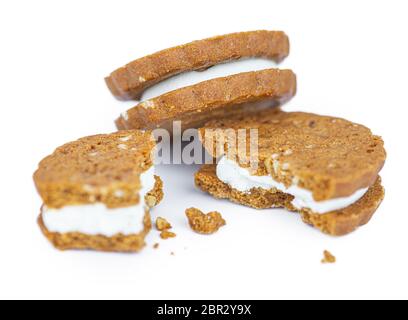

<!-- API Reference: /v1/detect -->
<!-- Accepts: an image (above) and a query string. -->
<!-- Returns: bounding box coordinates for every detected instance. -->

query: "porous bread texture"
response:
[186,208,226,235]
[195,165,385,236]
[38,210,152,253]
[321,251,336,264]
[156,217,172,231]
[33,130,157,209]
[146,176,164,208]
[199,109,386,201]
[106,30,290,100]
[116,69,296,131]
[160,231,177,240]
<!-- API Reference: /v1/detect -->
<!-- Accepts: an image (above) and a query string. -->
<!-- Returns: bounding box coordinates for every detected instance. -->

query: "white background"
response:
[0,0,407,300]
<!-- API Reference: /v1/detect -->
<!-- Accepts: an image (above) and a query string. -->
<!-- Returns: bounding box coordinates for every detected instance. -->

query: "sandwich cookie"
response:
[106,30,289,100]
[34,131,163,252]
[116,69,296,131]
[195,110,386,236]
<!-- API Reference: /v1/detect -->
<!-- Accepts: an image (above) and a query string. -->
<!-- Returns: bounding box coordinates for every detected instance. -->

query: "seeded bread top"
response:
[116,69,296,131]
[106,30,289,100]
[199,110,386,201]
[33,130,156,209]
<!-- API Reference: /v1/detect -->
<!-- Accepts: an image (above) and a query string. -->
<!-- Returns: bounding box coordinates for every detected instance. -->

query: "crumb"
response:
[156,217,172,231]
[321,250,336,264]
[186,208,226,235]
[153,243,159,249]
[160,230,176,240]
[146,195,158,207]
[171,252,175,256]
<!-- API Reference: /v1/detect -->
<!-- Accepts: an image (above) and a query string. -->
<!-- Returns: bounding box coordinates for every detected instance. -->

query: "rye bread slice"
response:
[106,30,289,100]
[116,69,296,131]
[195,165,384,236]
[33,130,162,209]
[199,109,386,201]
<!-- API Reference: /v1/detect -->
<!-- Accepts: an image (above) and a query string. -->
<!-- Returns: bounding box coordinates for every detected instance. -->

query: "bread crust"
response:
[195,165,384,236]
[106,30,289,100]
[116,69,296,131]
[199,110,386,200]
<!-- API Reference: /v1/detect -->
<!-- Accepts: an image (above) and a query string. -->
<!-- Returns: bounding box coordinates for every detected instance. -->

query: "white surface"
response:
[42,166,156,237]
[217,156,369,214]
[0,0,407,300]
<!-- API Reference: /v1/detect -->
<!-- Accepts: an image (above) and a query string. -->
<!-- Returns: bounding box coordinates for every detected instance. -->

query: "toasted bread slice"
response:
[116,69,296,131]
[106,30,289,100]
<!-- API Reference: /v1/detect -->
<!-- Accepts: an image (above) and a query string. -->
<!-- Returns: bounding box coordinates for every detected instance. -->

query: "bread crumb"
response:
[156,217,172,231]
[118,144,129,151]
[119,135,132,142]
[114,190,125,198]
[146,195,158,208]
[186,208,226,235]
[140,100,155,109]
[281,163,290,170]
[153,243,159,249]
[321,250,336,264]
[283,149,293,156]
[160,230,176,240]
[171,252,175,256]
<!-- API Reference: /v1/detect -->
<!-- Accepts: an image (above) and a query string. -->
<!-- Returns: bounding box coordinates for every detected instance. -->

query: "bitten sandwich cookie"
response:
[34,131,163,252]
[106,30,289,100]
[116,69,296,131]
[195,109,386,236]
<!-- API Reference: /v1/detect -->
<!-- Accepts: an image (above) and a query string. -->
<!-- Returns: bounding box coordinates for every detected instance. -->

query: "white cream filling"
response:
[216,157,369,214]
[141,58,278,101]
[42,166,156,237]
